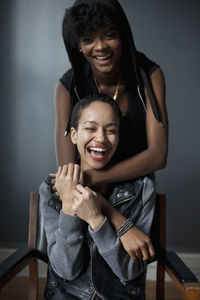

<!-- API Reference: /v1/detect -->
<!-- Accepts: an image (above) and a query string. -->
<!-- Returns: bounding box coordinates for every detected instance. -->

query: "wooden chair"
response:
[0,192,200,300]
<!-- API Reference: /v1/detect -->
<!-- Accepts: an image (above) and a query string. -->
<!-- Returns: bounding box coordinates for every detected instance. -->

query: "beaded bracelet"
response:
[115,218,134,238]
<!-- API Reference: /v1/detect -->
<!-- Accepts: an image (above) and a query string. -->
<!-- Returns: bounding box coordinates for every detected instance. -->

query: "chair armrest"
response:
[165,251,198,284]
[0,248,36,288]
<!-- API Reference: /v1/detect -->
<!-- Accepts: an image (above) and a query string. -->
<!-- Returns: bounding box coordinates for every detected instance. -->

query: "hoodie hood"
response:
[64,0,138,95]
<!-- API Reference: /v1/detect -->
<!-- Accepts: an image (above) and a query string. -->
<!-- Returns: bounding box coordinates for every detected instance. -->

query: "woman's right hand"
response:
[55,163,82,215]
[98,194,155,262]
[120,226,155,262]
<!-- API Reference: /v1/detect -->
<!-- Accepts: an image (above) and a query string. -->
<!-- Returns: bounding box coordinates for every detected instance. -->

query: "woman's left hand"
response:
[73,185,104,231]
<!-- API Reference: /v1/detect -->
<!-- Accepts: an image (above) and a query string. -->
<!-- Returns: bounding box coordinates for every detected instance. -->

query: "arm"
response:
[98,193,155,262]
[54,82,77,167]
[39,180,86,280]
[72,183,155,281]
[86,68,168,185]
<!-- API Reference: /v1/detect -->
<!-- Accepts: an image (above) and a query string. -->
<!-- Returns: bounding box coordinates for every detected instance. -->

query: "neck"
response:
[92,67,121,87]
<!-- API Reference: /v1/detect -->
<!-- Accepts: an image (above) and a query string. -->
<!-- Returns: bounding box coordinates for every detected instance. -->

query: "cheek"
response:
[110,135,119,151]
[81,45,92,57]
[77,132,93,150]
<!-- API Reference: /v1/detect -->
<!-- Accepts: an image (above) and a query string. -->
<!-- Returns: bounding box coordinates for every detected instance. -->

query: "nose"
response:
[94,38,107,52]
[95,128,107,142]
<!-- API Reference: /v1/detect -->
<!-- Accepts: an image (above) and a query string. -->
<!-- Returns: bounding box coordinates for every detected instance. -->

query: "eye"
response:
[105,30,119,40]
[105,128,118,134]
[80,35,94,44]
[85,127,96,131]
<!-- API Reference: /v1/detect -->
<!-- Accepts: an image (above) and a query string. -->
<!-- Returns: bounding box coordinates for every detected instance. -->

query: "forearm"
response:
[54,81,77,167]
[55,127,77,167]
[39,181,85,280]
[49,212,86,280]
[89,217,146,281]
[99,194,126,229]
[92,146,167,185]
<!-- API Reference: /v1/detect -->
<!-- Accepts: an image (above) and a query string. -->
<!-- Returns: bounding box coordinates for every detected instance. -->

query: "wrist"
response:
[89,214,105,231]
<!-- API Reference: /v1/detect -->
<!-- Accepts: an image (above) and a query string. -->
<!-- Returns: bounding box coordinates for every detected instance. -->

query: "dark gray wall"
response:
[0,0,199,252]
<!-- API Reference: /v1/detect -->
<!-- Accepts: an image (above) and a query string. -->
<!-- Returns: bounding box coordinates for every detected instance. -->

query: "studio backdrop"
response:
[0,0,200,253]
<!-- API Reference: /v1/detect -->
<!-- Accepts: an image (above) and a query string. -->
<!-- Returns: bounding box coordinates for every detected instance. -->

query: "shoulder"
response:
[59,69,74,91]
[136,51,159,75]
[148,67,166,102]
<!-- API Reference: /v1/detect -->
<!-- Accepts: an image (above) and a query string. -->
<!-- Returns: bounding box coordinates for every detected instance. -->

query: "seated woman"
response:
[40,94,155,299]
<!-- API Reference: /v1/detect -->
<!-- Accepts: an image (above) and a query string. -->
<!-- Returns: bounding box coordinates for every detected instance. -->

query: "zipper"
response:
[91,291,97,300]
[137,85,147,113]
[74,86,81,100]
[112,195,135,207]
[90,244,105,300]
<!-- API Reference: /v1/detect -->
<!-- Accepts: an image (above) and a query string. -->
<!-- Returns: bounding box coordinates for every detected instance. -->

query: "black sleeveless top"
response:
[59,52,159,164]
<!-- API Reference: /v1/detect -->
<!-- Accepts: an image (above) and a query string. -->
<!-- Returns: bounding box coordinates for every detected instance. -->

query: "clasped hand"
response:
[52,164,155,261]
[55,164,104,230]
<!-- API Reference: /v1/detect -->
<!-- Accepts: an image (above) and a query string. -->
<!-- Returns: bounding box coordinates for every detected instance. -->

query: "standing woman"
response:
[55,0,168,185]
[53,0,168,260]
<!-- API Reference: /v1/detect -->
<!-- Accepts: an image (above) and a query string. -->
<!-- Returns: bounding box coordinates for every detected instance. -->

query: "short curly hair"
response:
[70,94,122,130]
[62,2,120,49]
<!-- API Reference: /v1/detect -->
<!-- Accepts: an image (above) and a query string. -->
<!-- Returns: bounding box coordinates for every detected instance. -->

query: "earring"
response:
[79,49,82,52]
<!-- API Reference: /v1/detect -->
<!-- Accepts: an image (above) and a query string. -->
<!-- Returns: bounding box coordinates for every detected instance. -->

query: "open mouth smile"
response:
[93,54,113,65]
[87,146,109,161]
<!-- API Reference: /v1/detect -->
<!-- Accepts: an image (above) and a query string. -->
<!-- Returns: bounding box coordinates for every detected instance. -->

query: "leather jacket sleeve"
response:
[88,176,155,281]
[39,181,86,280]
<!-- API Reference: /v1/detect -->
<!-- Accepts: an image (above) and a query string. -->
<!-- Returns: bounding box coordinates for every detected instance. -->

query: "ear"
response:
[70,127,77,144]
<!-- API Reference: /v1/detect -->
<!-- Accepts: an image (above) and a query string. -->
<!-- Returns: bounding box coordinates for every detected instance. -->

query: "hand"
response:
[49,168,83,192]
[55,164,82,215]
[120,226,155,262]
[97,194,155,262]
[73,185,104,230]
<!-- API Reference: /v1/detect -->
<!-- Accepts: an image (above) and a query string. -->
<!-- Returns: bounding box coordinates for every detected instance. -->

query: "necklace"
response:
[93,75,121,101]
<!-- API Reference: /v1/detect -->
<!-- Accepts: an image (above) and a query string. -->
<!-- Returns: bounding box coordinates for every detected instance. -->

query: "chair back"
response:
[28,191,48,262]
[150,194,166,260]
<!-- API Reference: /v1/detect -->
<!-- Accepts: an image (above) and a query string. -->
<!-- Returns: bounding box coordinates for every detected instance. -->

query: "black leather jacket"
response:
[43,177,155,300]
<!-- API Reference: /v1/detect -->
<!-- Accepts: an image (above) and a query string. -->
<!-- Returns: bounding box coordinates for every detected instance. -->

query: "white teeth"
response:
[90,147,106,152]
[96,55,110,60]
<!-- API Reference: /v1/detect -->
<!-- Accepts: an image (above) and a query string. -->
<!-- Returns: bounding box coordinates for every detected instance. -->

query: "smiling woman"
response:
[70,96,120,170]
[40,94,156,299]
[79,24,123,79]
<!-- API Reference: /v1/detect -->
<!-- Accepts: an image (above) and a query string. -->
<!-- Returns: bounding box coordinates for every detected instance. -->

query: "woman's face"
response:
[79,24,122,75]
[71,101,119,171]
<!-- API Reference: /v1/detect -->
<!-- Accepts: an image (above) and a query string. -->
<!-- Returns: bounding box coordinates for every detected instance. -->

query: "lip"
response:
[87,144,110,162]
[93,54,113,65]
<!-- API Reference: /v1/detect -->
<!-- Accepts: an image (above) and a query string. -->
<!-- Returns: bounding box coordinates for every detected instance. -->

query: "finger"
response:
[67,163,74,177]
[79,170,84,185]
[73,189,83,199]
[140,247,151,261]
[148,243,156,260]
[134,249,143,261]
[51,178,56,185]
[73,164,80,183]
[76,184,86,194]
[49,173,56,178]
[129,252,138,263]
[55,166,62,182]
[54,191,60,198]
[85,186,97,197]
[52,185,56,191]
[61,165,68,176]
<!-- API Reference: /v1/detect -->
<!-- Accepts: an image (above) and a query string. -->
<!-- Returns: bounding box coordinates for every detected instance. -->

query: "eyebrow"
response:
[82,120,119,127]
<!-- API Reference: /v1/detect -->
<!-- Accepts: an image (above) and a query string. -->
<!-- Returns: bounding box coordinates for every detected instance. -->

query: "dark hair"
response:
[62,2,119,49]
[70,94,121,130]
